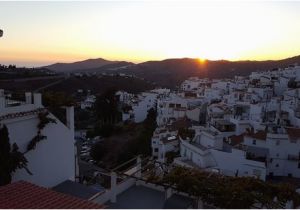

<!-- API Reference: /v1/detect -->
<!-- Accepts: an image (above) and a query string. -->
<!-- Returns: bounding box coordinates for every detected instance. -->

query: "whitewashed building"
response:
[174,129,266,180]
[151,126,179,163]
[80,94,96,109]
[242,126,300,178]
[0,90,76,188]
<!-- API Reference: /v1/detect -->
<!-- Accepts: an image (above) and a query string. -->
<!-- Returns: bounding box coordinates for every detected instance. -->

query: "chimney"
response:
[66,106,74,132]
[33,93,42,107]
[135,156,142,178]
[0,96,5,111]
[25,92,32,104]
[0,89,5,111]
[164,187,173,201]
[0,89,4,97]
[110,172,117,203]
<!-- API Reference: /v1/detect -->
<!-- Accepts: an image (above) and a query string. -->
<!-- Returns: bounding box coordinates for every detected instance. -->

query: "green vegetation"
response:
[42,91,74,124]
[90,108,157,169]
[87,88,123,138]
[178,127,195,140]
[94,88,121,124]
[117,108,157,162]
[0,125,29,186]
[165,151,180,164]
[26,112,56,152]
[42,91,74,108]
[75,108,95,129]
[0,65,54,80]
[160,166,300,208]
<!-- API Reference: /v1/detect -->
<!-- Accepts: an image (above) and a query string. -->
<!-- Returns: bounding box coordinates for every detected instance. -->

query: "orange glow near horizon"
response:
[198,58,207,64]
[1,2,300,67]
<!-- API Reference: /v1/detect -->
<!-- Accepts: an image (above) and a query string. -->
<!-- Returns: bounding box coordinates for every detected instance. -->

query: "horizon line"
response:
[1,54,300,68]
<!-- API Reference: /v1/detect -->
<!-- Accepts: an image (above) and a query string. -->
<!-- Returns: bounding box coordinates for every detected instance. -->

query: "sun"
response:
[198,58,207,64]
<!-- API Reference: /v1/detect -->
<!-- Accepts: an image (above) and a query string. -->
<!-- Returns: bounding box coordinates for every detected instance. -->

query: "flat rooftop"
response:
[52,180,105,200]
[105,185,193,209]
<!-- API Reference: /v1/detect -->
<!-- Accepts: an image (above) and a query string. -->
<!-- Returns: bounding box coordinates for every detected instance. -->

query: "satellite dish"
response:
[0,29,3,37]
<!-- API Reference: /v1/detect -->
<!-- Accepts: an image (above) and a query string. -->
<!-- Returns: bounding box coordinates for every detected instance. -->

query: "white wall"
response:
[3,111,75,188]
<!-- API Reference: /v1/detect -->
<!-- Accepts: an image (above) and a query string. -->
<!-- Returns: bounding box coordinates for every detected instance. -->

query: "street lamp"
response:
[0,29,3,37]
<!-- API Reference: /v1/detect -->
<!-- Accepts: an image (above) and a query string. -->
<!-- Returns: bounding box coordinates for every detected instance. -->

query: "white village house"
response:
[0,89,77,188]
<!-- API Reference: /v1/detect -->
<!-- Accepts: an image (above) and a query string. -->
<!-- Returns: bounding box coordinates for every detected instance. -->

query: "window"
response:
[154,148,158,152]
[252,139,256,145]
[276,164,279,168]
[276,140,280,146]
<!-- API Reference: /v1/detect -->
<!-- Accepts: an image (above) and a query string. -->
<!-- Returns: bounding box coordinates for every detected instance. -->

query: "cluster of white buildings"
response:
[80,94,96,109]
[116,88,170,123]
[151,65,300,181]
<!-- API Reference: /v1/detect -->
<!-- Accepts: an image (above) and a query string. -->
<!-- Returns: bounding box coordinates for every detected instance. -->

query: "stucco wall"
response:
[4,112,75,188]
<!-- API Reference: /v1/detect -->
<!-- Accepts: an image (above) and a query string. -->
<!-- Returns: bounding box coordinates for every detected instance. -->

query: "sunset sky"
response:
[1,1,300,67]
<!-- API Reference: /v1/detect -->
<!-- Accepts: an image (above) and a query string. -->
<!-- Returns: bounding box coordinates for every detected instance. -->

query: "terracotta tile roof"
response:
[246,130,267,141]
[168,117,192,130]
[0,180,104,209]
[228,134,244,146]
[286,127,300,140]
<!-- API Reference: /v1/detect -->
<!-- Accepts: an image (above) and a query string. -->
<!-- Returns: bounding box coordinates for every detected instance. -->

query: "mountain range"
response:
[43,55,300,88]
[44,58,134,73]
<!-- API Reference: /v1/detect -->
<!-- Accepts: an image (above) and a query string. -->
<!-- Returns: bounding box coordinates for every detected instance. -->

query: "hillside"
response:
[44,58,132,73]
[42,55,300,88]
[0,75,154,95]
[123,55,300,87]
[72,61,134,73]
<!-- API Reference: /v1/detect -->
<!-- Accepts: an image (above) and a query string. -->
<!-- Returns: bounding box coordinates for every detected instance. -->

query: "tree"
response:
[0,125,29,186]
[42,91,74,124]
[42,91,74,108]
[161,166,300,208]
[94,89,121,124]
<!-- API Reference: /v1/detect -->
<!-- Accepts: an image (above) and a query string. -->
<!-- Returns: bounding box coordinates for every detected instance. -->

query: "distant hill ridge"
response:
[44,58,134,73]
[43,55,300,87]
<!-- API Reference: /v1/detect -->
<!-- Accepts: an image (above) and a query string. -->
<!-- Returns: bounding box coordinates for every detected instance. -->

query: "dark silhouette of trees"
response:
[42,91,74,124]
[94,88,121,124]
[161,166,300,208]
[0,125,28,186]
[90,108,157,169]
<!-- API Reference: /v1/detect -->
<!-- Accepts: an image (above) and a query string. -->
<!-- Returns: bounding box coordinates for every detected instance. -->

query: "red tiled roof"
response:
[228,134,244,146]
[0,180,104,209]
[286,127,300,140]
[246,130,267,141]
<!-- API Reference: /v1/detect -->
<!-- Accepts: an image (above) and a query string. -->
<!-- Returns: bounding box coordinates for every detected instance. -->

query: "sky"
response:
[1,1,300,67]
